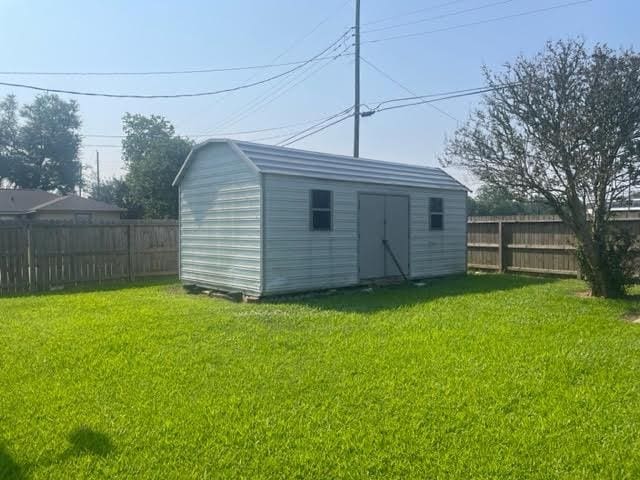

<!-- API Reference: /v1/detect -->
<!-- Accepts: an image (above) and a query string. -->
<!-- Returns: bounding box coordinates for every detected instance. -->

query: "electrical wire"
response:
[181,0,354,131]
[363,0,592,44]
[360,56,459,122]
[365,86,503,115]
[362,0,516,34]
[363,0,469,26]
[0,55,355,77]
[0,0,354,78]
[280,112,355,146]
[212,38,353,132]
[367,85,506,110]
[0,32,352,99]
[278,106,355,146]
[83,110,359,139]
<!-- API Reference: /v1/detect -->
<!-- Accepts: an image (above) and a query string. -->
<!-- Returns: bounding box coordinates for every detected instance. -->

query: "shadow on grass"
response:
[63,428,114,459]
[0,276,178,299]
[0,445,24,480]
[0,428,115,479]
[271,274,559,313]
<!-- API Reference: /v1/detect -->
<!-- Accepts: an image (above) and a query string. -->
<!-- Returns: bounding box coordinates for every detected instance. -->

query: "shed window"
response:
[429,197,444,230]
[310,189,332,231]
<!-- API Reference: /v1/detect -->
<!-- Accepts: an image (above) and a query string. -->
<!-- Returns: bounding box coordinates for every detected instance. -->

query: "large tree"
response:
[121,114,193,218]
[443,40,640,298]
[0,95,20,187]
[0,94,82,192]
[17,94,82,193]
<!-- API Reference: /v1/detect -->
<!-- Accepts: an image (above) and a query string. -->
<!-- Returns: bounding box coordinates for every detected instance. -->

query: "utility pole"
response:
[353,0,361,158]
[96,150,100,197]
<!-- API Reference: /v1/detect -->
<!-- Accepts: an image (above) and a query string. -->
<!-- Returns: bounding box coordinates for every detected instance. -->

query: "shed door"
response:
[358,194,386,279]
[358,194,409,280]
[385,195,409,277]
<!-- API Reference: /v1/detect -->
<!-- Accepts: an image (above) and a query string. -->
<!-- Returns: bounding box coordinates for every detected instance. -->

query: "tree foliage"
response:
[90,177,143,219]
[0,94,82,193]
[443,40,640,297]
[467,184,554,216]
[120,114,193,218]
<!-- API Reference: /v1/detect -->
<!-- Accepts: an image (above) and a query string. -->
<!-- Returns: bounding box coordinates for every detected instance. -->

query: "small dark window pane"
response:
[310,189,332,231]
[312,210,331,230]
[430,214,443,230]
[430,197,443,213]
[312,189,331,209]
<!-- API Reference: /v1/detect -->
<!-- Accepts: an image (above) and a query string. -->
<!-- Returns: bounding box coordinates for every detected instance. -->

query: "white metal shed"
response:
[172,139,468,297]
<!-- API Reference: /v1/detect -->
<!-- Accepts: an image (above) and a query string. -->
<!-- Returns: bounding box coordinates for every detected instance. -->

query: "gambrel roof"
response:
[173,139,468,191]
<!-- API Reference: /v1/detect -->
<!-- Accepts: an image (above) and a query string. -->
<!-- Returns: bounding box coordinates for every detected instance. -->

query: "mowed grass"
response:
[1,275,640,479]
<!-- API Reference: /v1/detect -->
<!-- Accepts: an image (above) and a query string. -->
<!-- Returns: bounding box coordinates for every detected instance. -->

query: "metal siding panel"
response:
[263,174,466,295]
[179,143,261,295]
[358,194,386,280]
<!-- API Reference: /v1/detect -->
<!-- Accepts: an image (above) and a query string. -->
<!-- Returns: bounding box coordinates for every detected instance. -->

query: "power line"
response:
[0,55,355,77]
[0,0,354,78]
[0,31,352,99]
[360,56,459,122]
[280,111,355,146]
[211,39,353,132]
[364,86,502,115]
[363,0,592,44]
[363,0,469,26]
[83,85,497,140]
[255,0,353,69]
[85,87,495,150]
[182,0,354,131]
[362,0,517,34]
[368,85,503,110]
[83,110,358,139]
[82,118,349,149]
[222,46,353,130]
[277,106,355,146]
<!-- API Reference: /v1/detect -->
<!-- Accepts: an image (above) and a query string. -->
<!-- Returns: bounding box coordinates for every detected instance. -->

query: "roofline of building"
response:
[172,138,470,191]
[27,196,67,213]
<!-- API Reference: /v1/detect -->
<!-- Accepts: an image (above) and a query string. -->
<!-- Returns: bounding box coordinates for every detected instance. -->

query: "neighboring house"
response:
[172,139,469,298]
[0,189,124,223]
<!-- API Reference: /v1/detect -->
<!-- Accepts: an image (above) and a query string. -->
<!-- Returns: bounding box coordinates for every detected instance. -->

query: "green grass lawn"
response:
[1,275,640,479]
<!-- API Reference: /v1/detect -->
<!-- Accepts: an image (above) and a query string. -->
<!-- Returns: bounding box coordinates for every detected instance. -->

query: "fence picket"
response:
[468,215,640,276]
[0,221,178,295]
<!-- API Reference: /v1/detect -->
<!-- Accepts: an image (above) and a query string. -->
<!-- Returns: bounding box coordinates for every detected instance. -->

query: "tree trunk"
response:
[575,229,626,298]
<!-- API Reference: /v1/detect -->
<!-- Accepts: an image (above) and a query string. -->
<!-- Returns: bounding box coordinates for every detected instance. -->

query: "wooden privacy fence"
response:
[0,220,178,295]
[467,214,640,276]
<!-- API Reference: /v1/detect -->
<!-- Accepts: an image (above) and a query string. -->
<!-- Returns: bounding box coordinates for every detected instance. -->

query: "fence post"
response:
[497,220,505,272]
[128,224,135,281]
[26,223,35,292]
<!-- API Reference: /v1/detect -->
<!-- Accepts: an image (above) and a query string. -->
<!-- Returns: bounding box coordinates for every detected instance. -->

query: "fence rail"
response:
[467,214,640,277]
[0,221,178,295]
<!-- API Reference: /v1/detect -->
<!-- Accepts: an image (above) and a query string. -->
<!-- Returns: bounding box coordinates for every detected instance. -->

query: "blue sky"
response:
[0,0,636,187]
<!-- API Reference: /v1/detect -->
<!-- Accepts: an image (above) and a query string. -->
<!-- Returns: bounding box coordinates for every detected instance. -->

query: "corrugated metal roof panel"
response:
[173,139,468,191]
[234,141,467,191]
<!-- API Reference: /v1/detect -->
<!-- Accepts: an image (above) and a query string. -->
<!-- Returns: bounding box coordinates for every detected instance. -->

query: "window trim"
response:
[429,197,444,231]
[309,189,333,231]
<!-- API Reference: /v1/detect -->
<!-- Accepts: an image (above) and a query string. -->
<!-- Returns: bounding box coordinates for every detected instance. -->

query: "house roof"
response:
[173,139,468,192]
[0,189,124,215]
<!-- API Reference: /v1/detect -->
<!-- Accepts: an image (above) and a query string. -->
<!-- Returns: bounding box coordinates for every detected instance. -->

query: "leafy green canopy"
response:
[93,114,193,219]
[0,94,82,193]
